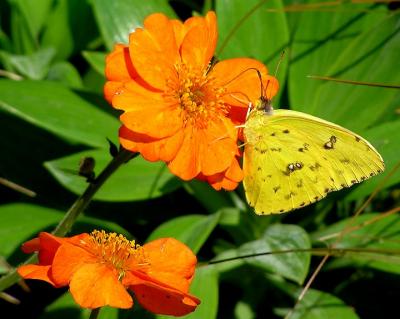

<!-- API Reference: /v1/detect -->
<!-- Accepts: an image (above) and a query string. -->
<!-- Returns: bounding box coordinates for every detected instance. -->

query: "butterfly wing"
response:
[243,109,384,215]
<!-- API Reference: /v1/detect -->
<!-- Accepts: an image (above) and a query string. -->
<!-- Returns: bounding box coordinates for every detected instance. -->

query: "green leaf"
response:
[294,13,400,131]
[275,288,359,319]
[44,149,181,202]
[0,204,61,258]
[312,213,400,274]
[147,213,220,253]
[40,0,74,60]
[157,266,219,319]
[346,120,400,200]
[41,292,118,319]
[10,4,37,54]
[216,0,289,102]
[82,51,106,75]
[0,203,129,259]
[214,224,311,284]
[11,0,53,39]
[8,47,55,80]
[0,79,120,148]
[46,61,83,88]
[289,2,387,113]
[91,0,176,50]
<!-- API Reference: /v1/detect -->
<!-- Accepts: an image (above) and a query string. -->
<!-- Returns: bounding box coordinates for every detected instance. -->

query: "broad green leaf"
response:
[181,266,219,319]
[216,0,289,102]
[41,292,118,319]
[46,61,83,88]
[346,120,400,200]
[0,80,119,148]
[157,266,219,319]
[8,47,55,79]
[41,0,98,60]
[0,203,130,259]
[275,288,359,319]
[91,0,176,50]
[82,51,106,75]
[311,15,400,131]
[312,213,400,274]
[214,224,311,284]
[11,0,52,39]
[289,2,387,114]
[10,4,36,54]
[147,213,220,253]
[40,0,73,60]
[44,149,181,202]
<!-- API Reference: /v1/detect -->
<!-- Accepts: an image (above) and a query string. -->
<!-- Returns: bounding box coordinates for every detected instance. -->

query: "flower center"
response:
[87,230,147,280]
[165,63,227,128]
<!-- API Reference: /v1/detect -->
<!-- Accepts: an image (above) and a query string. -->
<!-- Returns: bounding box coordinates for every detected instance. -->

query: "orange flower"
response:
[104,11,269,191]
[18,231,200,316]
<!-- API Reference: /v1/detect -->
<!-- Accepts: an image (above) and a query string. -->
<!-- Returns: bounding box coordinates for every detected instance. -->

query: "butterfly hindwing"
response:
[243,109,384,215]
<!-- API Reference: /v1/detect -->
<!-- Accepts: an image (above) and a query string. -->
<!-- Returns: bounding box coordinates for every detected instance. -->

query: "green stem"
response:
[0,149,136,292]
[89,308,101,319]
[53,149,135,236]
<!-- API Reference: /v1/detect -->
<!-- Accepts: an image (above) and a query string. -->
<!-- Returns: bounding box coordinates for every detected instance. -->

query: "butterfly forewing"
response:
[243,109,384,215]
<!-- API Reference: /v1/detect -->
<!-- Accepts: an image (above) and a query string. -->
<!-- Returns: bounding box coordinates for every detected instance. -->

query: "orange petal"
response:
[263,74,280,99]
[119,126,184,163]
[105,44,134,82]
[203,156,244,191]
[104,81,123,104]
[120,105,183,139]
[129,14,179,90]
[70,263,133,309]
[129,276,200,316]
[211,58,269,109]
[134,238,197,293]
[17,264,57,286]
[111,81,164,112]
[167,119,237,180]
[181,11,217,69]
[171,19,185,48]
[51,241,97,286]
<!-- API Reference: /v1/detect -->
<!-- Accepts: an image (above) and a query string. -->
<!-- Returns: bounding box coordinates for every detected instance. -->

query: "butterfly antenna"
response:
[274,50,285,78]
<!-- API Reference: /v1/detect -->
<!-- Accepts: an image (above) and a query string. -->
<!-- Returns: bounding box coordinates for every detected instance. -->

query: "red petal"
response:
[130,277,200,316]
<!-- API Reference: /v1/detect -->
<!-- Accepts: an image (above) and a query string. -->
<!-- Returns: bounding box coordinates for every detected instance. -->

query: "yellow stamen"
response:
[85,230,148,279]
[164,63,227,128]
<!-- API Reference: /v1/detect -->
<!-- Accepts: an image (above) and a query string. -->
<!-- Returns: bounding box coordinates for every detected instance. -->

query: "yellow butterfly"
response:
[243,94,385,215]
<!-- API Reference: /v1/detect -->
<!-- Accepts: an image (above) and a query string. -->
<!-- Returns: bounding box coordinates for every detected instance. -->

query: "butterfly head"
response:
[255,95,274,115]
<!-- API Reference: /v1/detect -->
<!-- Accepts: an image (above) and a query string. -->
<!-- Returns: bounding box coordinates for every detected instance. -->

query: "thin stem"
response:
[89,308,101,319]
[0,148,136,292]
[53,148,136,236]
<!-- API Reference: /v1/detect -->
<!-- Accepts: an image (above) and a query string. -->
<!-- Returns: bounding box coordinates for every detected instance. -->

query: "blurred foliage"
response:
[0,0,399,318]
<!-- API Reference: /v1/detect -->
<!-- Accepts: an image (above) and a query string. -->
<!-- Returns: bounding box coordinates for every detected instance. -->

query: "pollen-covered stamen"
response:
[86,230,148,280]
[165,63,227,128]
